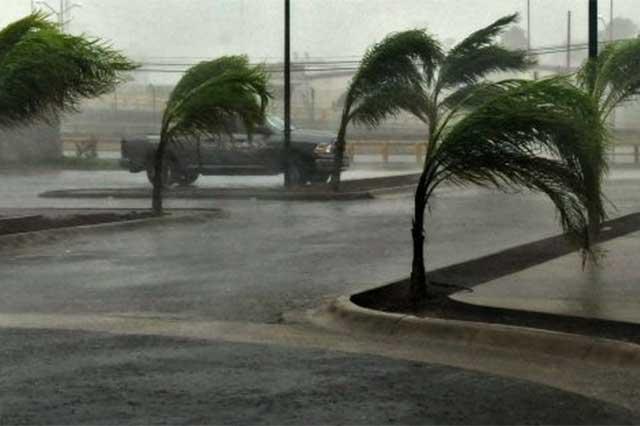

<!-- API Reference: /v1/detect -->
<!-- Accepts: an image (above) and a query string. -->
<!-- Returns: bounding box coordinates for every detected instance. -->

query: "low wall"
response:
[0,122,62,163]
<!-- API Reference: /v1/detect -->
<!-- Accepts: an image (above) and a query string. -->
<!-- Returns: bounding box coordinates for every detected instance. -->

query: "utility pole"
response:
[589,0,598,59]
[35,0,81,32]
[609,0,614,42]
[526,0,531,51]
[283,0,292,188]
[566,11,572,70]
[59,0,64,28]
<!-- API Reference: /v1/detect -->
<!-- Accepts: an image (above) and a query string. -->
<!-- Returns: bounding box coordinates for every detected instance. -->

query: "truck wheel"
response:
[310,172,330,184]
[176,173,199,186]
[287,159,312,186]
[146,159,177,187]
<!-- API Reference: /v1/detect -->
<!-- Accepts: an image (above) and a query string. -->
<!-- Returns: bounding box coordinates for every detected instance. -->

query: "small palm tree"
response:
[408,77,606,302]
[333,15,608,302]
[0,13,135,128]
[151,55,271,214]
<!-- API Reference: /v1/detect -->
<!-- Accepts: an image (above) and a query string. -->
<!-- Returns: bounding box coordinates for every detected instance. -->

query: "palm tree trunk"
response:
[409,171,429,305]
[331,110,350,192]
[151,136,167,216]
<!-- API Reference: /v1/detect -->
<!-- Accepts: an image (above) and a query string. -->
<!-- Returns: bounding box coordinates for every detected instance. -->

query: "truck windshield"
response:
[265,115,296,132]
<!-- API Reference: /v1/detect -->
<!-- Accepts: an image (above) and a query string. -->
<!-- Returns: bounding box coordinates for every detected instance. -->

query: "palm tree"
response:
[333,15,608,302]
[0,13,135,128]
[408,77,606,302]
[151,55,271,214]
[331,15,534,191]
[569,37,640,236]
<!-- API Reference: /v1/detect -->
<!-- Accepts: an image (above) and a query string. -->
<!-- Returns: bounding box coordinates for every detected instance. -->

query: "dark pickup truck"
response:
[120,116,348,186]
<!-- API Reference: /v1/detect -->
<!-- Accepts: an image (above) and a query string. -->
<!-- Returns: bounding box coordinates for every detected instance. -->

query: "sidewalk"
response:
[453,231,640,325]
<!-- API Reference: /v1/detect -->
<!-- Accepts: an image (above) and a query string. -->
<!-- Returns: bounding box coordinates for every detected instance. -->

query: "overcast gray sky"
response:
[2,1,637,67]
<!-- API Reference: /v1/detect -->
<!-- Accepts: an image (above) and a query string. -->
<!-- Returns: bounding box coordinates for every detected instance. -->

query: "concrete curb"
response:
[39,188,377,202]
[368,185,416,197]
[0,210,224,251]
[313,296,640,368]
[38,173,421,202]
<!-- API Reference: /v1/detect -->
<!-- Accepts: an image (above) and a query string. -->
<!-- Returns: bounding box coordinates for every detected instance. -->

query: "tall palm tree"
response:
[0,13,135,128]
[151,55,271,214]
[333,15,608,302]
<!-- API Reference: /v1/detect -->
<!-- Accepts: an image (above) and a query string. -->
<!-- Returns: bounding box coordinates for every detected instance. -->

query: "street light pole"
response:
[283,0,292,188]
[589,0,598,59]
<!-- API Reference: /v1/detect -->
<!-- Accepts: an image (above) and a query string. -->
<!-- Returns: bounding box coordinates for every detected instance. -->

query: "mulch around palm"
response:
[0,210,154,236]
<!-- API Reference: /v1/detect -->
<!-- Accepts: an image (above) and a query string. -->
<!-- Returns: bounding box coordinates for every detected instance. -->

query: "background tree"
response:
[0,13,135,128]
[151,55,271,214]
[335,15,607,303]
[599,17,639,42]
[500,25,528,51]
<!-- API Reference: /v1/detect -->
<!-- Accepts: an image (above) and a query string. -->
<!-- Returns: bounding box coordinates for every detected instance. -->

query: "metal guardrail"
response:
[63,137,640,165]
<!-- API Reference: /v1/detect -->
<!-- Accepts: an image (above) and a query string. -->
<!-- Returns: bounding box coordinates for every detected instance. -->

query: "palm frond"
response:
[349,81,430,127]
[163,56,271,142]
[439,81,511,112]
[0,12,55,62]
[0,13,136,127]
[432,78,607,253]
[347,29,443,110]
[579,39,640,116]
[436,14,533,94]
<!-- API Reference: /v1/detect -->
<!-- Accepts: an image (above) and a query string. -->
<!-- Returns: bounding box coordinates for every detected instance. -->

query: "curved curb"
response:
[0,210,224,251]
[312,296,640,368]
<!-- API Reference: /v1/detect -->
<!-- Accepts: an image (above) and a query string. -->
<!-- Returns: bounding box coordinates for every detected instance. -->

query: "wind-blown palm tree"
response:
[151,55,271,214]
[331,15,532,190]
[333,15,608,302]
[0,13,135,128]
[407,77,606,301]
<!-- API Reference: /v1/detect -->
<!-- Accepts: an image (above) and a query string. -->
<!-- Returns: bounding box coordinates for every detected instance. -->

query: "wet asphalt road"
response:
[2,328,638,426]
[1,168,640,424]
[1,169,640,322]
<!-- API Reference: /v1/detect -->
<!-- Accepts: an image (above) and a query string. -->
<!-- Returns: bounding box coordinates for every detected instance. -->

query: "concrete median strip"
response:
[0,209,224,250]
[314,296,640,368]
[38,174,420,201]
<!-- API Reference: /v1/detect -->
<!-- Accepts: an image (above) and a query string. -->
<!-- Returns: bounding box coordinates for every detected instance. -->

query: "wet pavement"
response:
[1,166,640,423]
[0,168,639,323]
[453,230,640,325]
[2,328,637,425]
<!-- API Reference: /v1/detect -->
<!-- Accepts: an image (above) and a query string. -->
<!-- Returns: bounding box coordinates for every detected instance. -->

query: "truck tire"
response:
[287,159,312,186]
[176,172,199,186]
[310,172,331,184]
[146,159,177,187]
